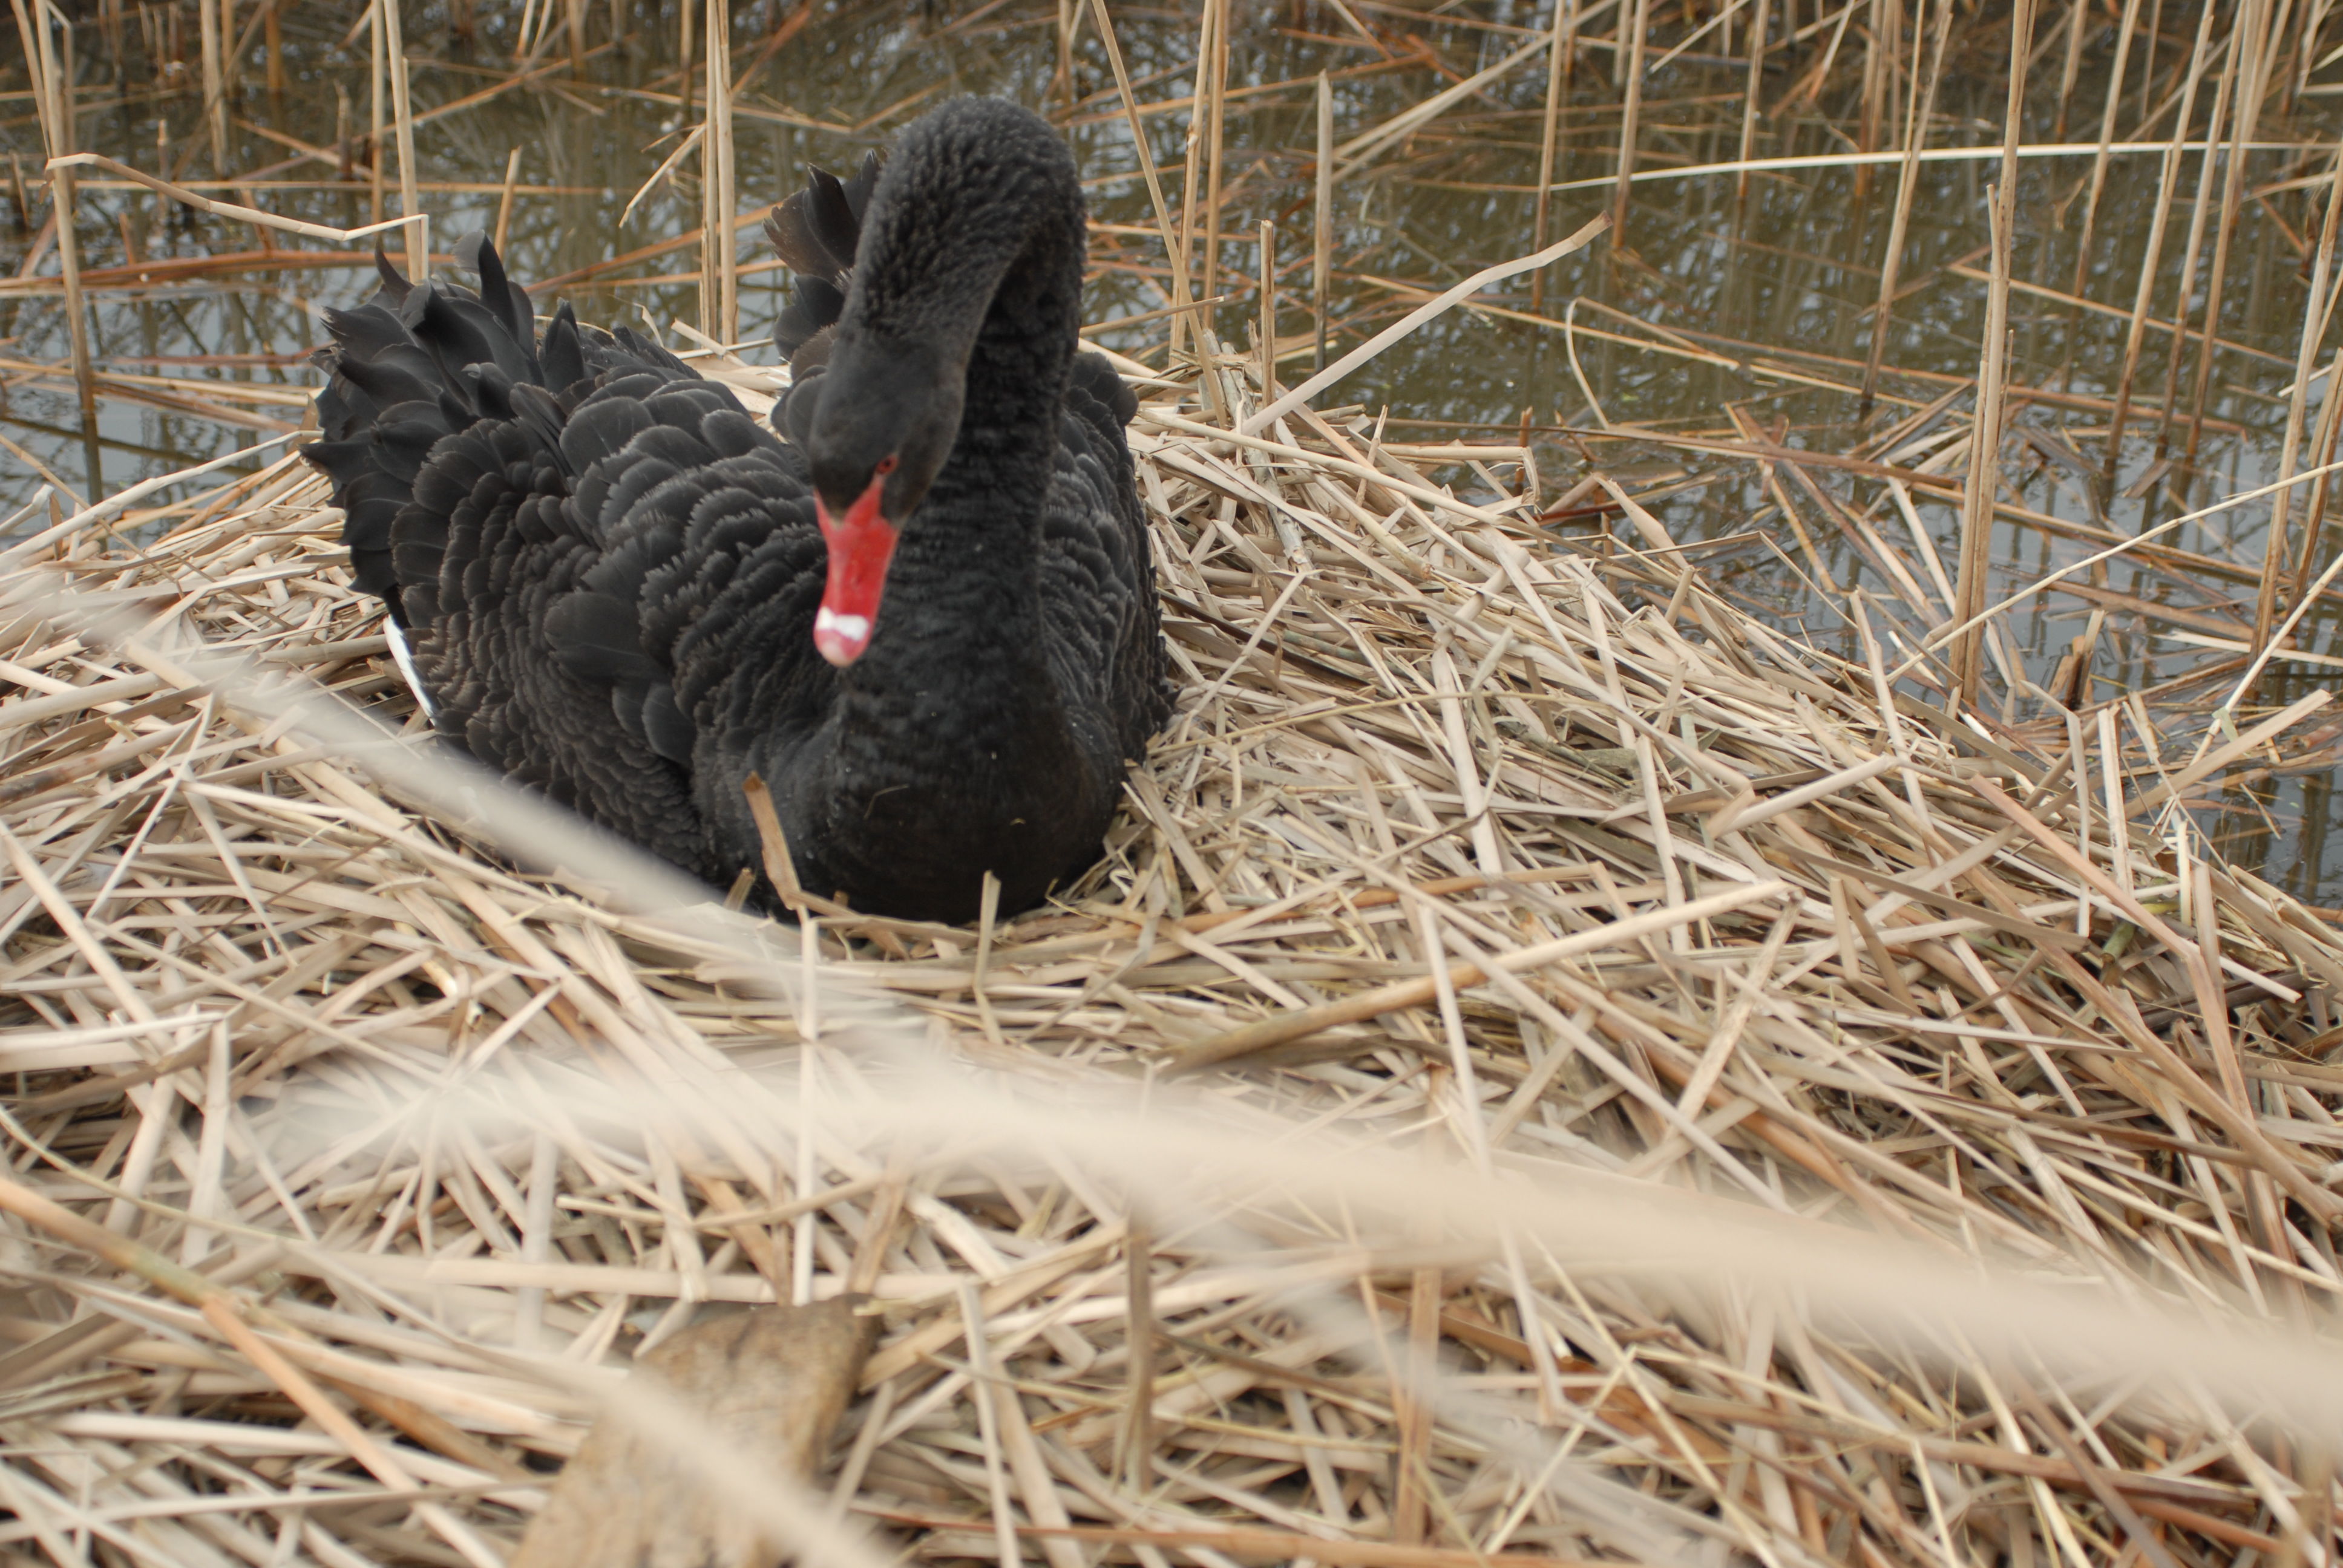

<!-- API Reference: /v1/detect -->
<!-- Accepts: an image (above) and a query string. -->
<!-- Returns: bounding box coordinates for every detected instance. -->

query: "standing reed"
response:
[1953,0,2034,705]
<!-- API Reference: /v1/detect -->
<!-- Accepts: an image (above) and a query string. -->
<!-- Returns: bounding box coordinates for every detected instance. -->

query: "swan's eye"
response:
[874,454,899,477]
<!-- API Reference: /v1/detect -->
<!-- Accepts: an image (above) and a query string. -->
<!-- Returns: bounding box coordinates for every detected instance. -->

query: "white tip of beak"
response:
[813,607,873,667]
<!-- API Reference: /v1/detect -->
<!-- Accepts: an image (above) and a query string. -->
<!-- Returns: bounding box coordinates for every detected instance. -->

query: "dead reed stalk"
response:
[1176,0,1214,348]
[1952,0,2034,705]
[382,0,423,279]
[2103,0,2216,485]
[1200,0,1230,332]
[1735,0,1767,200]
[368,0,386,224]
[2296,334,2343,598]
[495,145,522,253]
[700,0,736,345]
[1087,0,1190,355]
[2253,151,2343,659]
[2068,0,2145,301]
[198,0,226,168]
[2177,0,2273,472]
[1859,0,1946,411]
[1531,8,1568,312]
[1314,68,1333,365]
[11,0,100,492]
[1610,0,1650,241]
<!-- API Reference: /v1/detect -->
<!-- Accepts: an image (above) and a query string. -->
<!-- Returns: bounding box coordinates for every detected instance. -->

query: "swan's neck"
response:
[743,103,1122,915]
[831,336,1069,756]
[834,164,1086,743]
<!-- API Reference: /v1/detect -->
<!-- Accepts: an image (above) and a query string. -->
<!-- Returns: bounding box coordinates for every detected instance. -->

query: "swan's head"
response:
[805,340,963,667]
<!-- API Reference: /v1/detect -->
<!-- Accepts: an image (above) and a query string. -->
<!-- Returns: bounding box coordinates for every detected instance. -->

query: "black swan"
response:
[302,98,1173,923]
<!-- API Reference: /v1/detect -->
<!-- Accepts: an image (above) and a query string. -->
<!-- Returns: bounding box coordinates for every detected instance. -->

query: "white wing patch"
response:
[384,617,439,723]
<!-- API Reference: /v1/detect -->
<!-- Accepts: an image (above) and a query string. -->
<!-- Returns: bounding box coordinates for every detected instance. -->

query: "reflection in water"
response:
[4,0,2342,894]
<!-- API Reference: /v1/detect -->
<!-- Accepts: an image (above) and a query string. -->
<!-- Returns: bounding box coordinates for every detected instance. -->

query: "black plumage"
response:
[304,98,1174,921]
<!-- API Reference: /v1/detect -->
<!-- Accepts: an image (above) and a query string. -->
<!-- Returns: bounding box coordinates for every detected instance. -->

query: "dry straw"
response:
[9,0,2343,1559]
[5,299,2343,1568]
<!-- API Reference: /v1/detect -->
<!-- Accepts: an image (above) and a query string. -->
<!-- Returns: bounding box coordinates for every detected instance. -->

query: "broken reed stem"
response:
[1257,218,1276,397]
[95,0,119,82]
[1611,0,1650,242]
[47,151,434,246]
[54,3,80,155]
[1531,3,1568,312]
[1860,0,1947,412]
[1240,214,1607,436]
[2104,0,2214,483]
[494,145,521,255]
[2252,151,2342,659]
[1394,1218,1438,1545]
[1882,0,1902,152]
[382,0,423,280]
[1314,69,1332,368]
[700,0,735,345]
[1953,0,2034,707]
[1201,0,1230,336]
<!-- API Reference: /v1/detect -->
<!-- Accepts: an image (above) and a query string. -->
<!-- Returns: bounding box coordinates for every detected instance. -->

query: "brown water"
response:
[6,0,2343,895]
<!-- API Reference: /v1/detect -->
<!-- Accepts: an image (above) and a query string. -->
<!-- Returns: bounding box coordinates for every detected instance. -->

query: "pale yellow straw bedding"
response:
[1,345,2339,1568]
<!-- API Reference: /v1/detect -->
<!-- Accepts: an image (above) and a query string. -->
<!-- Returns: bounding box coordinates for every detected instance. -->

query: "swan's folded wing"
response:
[304,238,789,882]
[411,364,826,885]
[402,378,711,873]
[1041,369,1173,765]
[562,377,832,883]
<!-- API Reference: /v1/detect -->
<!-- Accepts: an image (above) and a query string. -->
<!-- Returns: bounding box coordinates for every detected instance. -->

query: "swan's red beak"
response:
[813,468,898,667]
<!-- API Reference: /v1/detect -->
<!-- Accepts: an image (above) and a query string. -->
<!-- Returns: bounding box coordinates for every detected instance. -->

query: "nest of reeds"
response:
[2,341,2342,1568]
